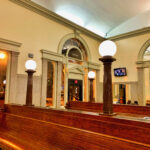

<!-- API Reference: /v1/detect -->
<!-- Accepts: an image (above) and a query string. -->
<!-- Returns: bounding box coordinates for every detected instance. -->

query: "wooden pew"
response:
[66,101,150,115]
[0,104,150,150]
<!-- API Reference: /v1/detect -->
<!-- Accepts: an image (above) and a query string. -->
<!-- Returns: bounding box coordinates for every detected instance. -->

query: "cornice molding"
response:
[9,0,104,41]
[136,60,150,69]
[83,61,100,70]
[112,81,137,84]
[41,49,64,62]
[0,38,22,47]
[0,37,22,52]
[108,27,150,41]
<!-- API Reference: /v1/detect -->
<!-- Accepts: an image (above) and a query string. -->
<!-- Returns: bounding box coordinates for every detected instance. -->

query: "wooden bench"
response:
[66,101,150,115]
[0,104,150,150]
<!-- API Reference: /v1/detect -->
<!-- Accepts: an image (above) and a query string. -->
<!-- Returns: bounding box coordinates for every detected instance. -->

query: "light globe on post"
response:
[88,71,95,79]
[99,40,117,57]
[25,60,37,71]
[99,40,117,115]
[88,71,95,102]
[25,59,37,106]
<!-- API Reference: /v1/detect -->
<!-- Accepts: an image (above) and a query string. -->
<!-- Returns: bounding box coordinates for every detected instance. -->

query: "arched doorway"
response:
[137,39,150,105]
[58,34,99,105]
[41,33,100,108]
[61,38,88,103]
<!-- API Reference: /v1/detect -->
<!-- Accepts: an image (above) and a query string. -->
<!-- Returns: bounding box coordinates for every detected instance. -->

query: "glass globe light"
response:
[25,60,37,70]
[88,71,95,79]
[99,40,117,57]
[0,53,5,59]
[3,80,6,85]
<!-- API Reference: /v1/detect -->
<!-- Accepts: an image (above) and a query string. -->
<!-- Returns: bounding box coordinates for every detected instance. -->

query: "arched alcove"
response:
[137,39,150,106]
[138,39,150,61]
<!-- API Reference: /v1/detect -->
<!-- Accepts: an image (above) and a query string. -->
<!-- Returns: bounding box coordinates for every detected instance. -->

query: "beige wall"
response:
[98,33,150,104]
[0,0,100,76]
[100,33,150,82]
[113,33,150,82]
[0,0,101,106]
[80,34,100,64]
[1,0,150,105]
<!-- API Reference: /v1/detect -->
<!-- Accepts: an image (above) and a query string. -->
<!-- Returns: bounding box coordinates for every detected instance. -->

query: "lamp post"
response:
[88,71,95,102]
[25,60,37,106]
[99,40,117,115]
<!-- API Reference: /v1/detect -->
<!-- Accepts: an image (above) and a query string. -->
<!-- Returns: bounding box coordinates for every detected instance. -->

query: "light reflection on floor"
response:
[0,137,24,150]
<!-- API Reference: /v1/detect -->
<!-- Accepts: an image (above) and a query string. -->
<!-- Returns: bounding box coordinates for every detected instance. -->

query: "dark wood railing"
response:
[0,104,150,150]
[66,101,150,115]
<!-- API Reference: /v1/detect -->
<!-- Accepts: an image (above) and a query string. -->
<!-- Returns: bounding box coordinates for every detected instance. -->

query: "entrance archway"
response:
[137,39,150,105]
[58,33,96,105]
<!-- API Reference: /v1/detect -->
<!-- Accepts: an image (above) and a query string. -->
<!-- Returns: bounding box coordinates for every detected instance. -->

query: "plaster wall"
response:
[100,33,150,83]
[0,0,101,106]
[0,0,100,76]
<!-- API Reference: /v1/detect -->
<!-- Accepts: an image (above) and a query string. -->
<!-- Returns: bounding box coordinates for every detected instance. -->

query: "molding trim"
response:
[87,61,100,70]
[136,60,150,68]
[137,39,150,61]
[68,66,84,75]
[112,81,138,84]
[108,27,150,41]
[9,0,104,41]
[0,37,22,52]
[100,81,138,84]
[41,49,64,62]
[0,38,22,47]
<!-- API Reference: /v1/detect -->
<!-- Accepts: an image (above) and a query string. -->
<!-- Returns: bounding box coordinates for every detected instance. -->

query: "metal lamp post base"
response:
[99,112,117,116]
[25,69,35,107]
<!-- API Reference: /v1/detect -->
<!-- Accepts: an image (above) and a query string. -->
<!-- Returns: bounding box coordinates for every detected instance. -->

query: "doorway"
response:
[119,84,126,104]
[68,79,83,101]
[0,51,8,106]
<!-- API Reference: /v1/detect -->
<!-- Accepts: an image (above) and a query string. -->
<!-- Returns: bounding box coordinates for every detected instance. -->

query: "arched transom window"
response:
[62,38,87,61]
[143,45,150,61]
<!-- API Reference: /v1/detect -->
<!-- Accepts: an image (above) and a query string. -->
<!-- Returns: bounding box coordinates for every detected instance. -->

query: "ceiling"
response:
[32,0,150,38]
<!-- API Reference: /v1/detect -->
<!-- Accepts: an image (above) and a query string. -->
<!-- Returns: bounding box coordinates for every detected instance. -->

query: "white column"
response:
[128,84,131,100]
[56,62,62,108]
[41,59,47,107]
[9,51,19,104]
[113,84,119,103]
[137,67,145,105]
[96,70,100,102]
[53,62,57,108]
[149,68,150,100]
[84,69,88,102]
[64,65,68,105]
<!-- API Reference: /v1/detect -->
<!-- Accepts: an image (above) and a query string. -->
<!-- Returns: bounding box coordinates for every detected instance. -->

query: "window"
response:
[143,45,150,61]
[62,38,87,61]
[68,48,82,60]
